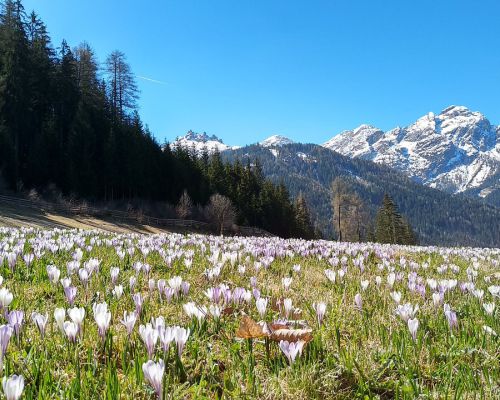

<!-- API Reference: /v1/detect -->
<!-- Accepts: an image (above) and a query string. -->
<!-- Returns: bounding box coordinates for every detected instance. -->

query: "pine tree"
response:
[294,192,315,239]
[375,194,416,245]
[375,194,396,243]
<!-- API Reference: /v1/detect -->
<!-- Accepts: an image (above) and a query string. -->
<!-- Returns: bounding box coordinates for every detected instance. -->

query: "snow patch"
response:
[269,148,279,158]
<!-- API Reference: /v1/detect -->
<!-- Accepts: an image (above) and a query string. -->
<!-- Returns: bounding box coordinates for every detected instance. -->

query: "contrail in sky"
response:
[136,75,168,85]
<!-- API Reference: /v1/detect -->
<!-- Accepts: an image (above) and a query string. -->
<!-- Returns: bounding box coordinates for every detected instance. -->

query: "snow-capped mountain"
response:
[172,131,296,154]
[259,135,295,147]
[323,106,500,200]
[171,130,239,154]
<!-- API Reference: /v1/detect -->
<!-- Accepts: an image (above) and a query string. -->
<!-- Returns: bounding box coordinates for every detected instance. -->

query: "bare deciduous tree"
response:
[105,50,139,122]
[331,178,369,242]
[331,177,350,242]
[176,189,193,220]
[206,193,236,235]
[346,193,369,242]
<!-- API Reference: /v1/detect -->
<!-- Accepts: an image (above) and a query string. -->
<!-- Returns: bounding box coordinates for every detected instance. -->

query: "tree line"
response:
[0,0,316,239]
[224,143,500,246]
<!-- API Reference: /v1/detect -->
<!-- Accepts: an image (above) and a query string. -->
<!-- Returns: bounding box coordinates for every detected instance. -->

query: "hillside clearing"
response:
[0,200,169,234]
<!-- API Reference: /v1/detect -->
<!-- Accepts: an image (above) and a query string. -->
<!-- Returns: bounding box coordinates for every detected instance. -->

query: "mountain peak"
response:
[172,131,239,154]
[440,105,471,116]
[437,105,488,123]
[353,124,379,132]
[260,135,295,147]
[322,106,499,199]
[183,130,224,144]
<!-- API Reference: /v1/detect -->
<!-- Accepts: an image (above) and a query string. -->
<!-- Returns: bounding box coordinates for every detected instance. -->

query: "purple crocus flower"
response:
[0,324,13,370]
[64,286,77,306]
[148,279,156,293]
[23,254,34,267]
[158,325,175,353]
[2,373,24,400]
[142,359,165,399]
[164,287,174,303]
[313,302,327,325]
[444,304,458,330]
[205,287,222,304]
[126,276,135,293]
[139,323,158,359]
[121,311,137,336]
[279,340,305,364]
[110,267,119,285]
[133,293,143,315]
[31,312,49,338]
[6,253,16,271]
[354,293,362,310]
[157,280,166,300]
[181,281,190,296]
[174,326,190,357]
[7,310,24,339]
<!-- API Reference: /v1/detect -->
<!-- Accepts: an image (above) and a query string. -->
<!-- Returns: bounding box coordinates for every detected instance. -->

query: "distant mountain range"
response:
[223,143,500,247]
[171,106,500,246]
[171,106,499,207]
[323,106,499,204]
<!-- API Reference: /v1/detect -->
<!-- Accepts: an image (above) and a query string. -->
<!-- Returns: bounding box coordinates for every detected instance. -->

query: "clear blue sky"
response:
[23,0,500,145]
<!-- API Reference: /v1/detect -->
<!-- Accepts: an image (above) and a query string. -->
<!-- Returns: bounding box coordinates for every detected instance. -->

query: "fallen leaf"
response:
[270,328,313,343]
[236,315,268,339]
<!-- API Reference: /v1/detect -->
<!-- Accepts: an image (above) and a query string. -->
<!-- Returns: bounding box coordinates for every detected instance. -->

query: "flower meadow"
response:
[0,227,498,399]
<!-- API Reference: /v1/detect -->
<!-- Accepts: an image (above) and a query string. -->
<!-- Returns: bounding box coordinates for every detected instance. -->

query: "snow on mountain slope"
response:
[259,135,295,147]
[171,130,239,154]
[323,106,500,199]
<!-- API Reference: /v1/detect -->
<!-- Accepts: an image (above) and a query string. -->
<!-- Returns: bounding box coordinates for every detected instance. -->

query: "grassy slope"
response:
[0,200,177,234]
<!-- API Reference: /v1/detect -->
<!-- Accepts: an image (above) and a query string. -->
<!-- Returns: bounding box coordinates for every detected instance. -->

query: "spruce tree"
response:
[294,192,315,239]
[375,194,416,245]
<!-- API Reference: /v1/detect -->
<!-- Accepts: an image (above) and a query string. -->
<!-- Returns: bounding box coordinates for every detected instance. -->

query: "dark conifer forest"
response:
[0,0,315,238]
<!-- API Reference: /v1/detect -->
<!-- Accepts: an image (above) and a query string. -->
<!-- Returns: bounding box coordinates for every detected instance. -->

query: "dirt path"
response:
[0,201,169,234]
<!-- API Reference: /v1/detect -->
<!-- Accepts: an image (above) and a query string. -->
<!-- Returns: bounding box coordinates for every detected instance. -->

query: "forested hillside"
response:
[224,143,500,247]
[0,0,313,238]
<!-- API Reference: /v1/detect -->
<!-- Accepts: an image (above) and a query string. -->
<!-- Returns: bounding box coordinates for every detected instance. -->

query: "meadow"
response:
[0,226,498,399]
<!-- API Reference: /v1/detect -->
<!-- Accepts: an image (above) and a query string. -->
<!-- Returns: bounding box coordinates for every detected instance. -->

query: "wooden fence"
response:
[0,194,273,237]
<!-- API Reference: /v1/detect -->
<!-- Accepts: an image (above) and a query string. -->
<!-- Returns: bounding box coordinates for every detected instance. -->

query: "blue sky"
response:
[23,0,500,145]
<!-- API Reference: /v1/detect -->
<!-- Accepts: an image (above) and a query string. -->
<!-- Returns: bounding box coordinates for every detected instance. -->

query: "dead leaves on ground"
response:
[235,315,313,343]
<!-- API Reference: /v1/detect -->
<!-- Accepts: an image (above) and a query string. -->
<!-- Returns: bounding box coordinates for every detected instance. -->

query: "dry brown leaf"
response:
[235,315,268,339]
[270,322,288,331]
[270,328,313,343]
